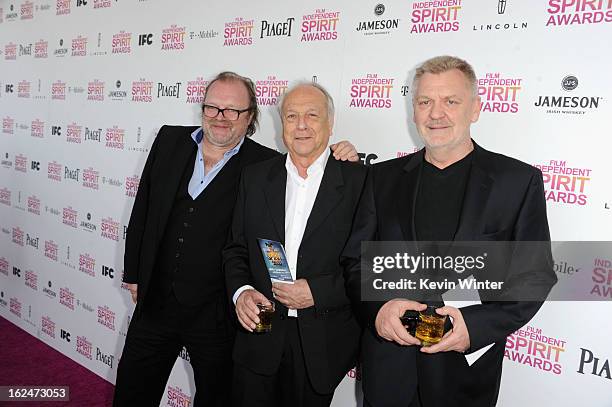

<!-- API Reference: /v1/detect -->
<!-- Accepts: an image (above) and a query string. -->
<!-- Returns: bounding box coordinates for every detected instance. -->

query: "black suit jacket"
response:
[123,125,278,316]
[341,142,557,407]
[223,153,367,394]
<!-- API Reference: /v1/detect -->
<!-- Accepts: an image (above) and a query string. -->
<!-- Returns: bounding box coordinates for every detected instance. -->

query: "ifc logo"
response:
[561,75,578,91]
[374,4,385,16]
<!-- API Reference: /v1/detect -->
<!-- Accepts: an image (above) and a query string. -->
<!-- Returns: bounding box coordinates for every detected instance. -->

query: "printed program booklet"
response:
[257,238,293,283]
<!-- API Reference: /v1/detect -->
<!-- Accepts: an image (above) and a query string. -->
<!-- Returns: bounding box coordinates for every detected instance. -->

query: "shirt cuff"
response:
[232,285,255,305]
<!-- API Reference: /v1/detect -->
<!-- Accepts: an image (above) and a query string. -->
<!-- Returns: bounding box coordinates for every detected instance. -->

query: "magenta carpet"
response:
[0,316,115,406]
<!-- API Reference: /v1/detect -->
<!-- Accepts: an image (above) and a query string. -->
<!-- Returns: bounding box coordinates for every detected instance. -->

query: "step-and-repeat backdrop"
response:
[1,0,611,405]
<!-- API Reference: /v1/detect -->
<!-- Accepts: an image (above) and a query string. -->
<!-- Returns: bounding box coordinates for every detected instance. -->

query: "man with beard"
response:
[114,72,358,406]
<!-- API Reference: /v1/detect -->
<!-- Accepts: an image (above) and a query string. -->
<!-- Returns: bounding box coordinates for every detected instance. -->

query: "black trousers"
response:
[232,318,334,407]
[113,291,234,407]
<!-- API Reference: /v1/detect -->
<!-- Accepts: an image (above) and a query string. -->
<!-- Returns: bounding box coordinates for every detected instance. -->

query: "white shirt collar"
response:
[285,147,330,179]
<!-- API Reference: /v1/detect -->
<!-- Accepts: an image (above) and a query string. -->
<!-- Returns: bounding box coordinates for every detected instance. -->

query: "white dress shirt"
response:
[283,148,329,316]
[233,148,330,318]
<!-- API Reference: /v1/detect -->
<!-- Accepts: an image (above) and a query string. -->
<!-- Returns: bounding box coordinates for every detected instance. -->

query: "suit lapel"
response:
[397,150,424,241]
[454,144,494,240]
[302,155,344,243]
[263,156,287,244]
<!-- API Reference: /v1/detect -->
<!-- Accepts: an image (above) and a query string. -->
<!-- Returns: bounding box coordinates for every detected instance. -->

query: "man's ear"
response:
[471,96,481,123]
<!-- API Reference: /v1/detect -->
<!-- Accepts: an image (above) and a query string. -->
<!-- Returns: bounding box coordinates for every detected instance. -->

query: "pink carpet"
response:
[0,316,115,406]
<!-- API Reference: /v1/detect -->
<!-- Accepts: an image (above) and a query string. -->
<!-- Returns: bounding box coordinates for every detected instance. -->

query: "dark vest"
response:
[149,148,247,306]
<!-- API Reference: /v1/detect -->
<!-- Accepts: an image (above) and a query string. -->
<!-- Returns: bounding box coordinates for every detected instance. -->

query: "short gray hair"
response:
[412,55,478,97]
[279,81,335,121]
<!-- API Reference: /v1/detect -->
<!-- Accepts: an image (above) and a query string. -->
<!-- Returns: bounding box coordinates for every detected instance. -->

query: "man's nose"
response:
[429,101,445,120]
[296,114,308,130]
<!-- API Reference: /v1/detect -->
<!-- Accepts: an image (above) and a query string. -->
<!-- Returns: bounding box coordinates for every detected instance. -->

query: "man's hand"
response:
[420,306,471,354]
[235,289,271,332]
[375,299,426,346]
[272,279,314,310]
[127,283,138,304]
[330,140,359,162]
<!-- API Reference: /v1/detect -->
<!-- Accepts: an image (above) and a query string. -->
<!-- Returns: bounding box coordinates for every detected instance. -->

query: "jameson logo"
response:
[535,95,600,108]
[534,75,602,115]
[109,80,127,100]
[356,3,400,35]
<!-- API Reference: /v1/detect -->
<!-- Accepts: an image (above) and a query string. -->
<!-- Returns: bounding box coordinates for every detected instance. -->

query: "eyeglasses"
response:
[202,104,251,121]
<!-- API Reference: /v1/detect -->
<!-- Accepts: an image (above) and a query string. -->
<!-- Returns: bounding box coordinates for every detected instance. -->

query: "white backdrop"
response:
[1,0,611,405]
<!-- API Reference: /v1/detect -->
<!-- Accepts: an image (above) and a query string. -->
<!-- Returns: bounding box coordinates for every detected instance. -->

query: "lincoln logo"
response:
[498,0,507,14]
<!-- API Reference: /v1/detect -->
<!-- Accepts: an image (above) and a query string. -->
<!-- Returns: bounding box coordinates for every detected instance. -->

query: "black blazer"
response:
[341,142,557,407]
[223,153,368,394]
[123,125,278,316]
